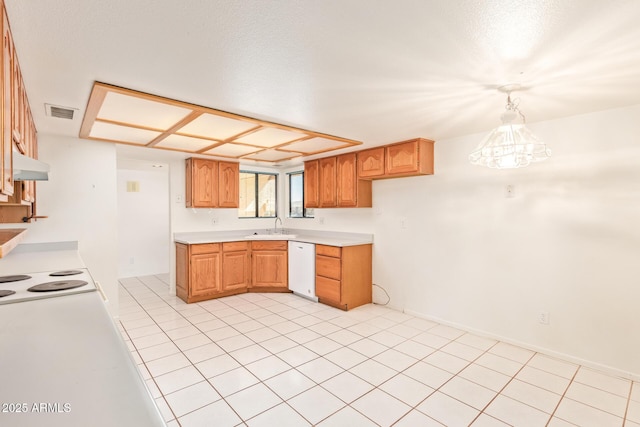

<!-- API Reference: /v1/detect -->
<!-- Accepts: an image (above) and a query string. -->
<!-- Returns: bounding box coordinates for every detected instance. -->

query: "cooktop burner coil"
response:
[0,275,32,283]
[27,280,89,292]
[49,270,83,277]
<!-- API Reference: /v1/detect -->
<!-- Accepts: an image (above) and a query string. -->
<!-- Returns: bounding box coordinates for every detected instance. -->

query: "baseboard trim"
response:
[403,308,640,382]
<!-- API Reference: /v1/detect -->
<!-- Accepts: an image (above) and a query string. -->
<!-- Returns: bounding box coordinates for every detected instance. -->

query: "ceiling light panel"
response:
[89,121,161,145]
[80,83,362,164]
[234,127,308,148]
[243,149,302,162]
[177,113,257,140]
[155,134,215,151]
[98,91,192,129]
[203,143,262,157]
[279,137,353,154]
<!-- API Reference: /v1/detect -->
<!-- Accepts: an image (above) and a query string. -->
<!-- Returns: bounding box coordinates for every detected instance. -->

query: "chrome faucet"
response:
[274,217,283,234]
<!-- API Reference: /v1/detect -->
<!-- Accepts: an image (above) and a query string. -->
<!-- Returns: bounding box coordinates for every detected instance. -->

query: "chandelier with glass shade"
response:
[469,84,551,169]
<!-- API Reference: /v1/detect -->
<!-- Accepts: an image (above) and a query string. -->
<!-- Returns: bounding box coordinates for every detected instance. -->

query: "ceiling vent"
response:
[45,103,77,120]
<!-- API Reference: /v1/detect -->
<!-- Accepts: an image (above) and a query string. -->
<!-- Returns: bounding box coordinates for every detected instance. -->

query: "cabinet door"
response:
[304,160,319,208]
[11,51,23,152]
[218,161,239,208]
[190,252,221,297]
[357,147,385,178]
[1,11,13,198]
[222,250,249,291]
[318,157,337,207]
[252,250,288,288]
[187,158,218,208]
[386,140,420,175]
[337,153,357,207]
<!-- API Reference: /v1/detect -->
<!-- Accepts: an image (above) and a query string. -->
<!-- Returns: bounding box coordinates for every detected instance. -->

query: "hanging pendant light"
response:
[469,85,551,169]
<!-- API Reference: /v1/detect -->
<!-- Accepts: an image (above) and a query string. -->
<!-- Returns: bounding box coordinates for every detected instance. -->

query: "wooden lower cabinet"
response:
[221,241,250,291]
[176,240,288,303]
[177,239,372,309]
[251,240,288,291]
[315,244,372,310]
[176,243,223,303]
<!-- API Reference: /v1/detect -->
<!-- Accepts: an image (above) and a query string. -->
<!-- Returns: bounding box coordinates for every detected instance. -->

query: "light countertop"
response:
[0,241,84,274]
[0,293,166,427]
[174,228,373,247]
[0,242,166,427]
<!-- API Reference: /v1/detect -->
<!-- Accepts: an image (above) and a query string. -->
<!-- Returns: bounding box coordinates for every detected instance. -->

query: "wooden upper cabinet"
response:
[385,138,434,177]
[357,147,385,179]
[319,156,337,207]
[303,160,319,208]
[11,47,22,152]
[0,9,12,199]
[186,158,239,208]
[1,3,40,220]
[186,158,218,208]
[337,153,371,208]
[307,155,371,209]
[218,161,239,208]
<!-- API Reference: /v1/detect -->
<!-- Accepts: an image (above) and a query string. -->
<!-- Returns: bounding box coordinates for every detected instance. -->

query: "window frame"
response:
[288,171,314,218]
[238,170,278,219]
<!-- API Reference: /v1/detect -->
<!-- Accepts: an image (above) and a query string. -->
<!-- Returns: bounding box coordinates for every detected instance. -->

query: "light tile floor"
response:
[116,275,639,427]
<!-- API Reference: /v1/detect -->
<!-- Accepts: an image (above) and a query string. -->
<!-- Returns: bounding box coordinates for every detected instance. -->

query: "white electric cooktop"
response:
[0,268,97,305]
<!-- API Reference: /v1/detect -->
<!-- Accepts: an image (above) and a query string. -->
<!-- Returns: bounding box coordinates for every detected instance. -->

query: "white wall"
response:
[285,104,640,378]
[16,103,640,377]
[18,135,119,315]
[113,144,286,292]
[117,166,170,278]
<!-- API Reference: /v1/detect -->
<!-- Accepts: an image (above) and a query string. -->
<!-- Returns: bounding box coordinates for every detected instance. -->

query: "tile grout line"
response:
[129,281,517,426]
[622,380,634,427]
[122,276,636,427]
[133,276,350,425]
[117,279,182,427]
[466,347,538,426]
[125,277,254,425]
[544,358,580,426]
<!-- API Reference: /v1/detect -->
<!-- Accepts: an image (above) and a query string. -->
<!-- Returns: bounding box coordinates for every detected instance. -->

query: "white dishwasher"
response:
[288,241,317,302]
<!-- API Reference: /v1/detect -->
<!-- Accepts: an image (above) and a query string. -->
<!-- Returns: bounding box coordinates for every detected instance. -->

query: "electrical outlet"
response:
[129,257,134,265]
[538,311,550,325]
[400,217,408,229]
[176,194,183,204]
[318,217,325,225]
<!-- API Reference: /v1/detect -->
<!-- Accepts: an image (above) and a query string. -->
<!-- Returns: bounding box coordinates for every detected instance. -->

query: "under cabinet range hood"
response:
[13,152,50,181]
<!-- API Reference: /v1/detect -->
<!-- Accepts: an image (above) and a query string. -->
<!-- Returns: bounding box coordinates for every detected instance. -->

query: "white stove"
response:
[0,268,98,305]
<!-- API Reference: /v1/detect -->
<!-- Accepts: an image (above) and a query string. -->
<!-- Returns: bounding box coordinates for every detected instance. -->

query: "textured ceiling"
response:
[5,0,640,165]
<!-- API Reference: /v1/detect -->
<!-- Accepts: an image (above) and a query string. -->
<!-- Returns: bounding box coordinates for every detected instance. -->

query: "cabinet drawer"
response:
[316,255,341,280]
[316,244,341,258]
[223,241,248,252]
[251,240,287,251]
[316,276,341,303]
[191,243,220,254]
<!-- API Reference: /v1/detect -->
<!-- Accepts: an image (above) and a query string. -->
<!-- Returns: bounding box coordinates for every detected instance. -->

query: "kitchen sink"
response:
[244,234,297,240]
